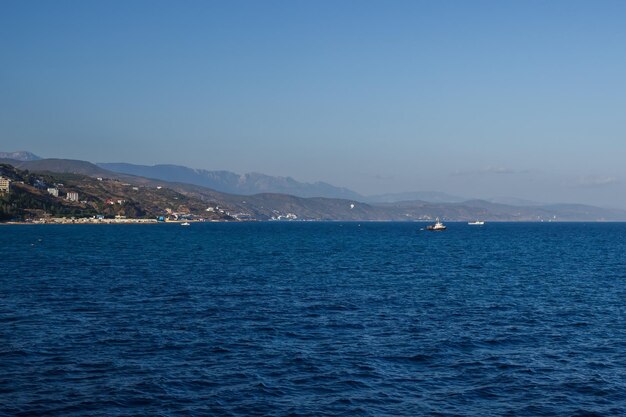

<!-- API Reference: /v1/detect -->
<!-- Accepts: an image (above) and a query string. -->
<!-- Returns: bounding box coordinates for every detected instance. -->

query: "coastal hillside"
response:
[2,158,626,222]
[0,164,231,222]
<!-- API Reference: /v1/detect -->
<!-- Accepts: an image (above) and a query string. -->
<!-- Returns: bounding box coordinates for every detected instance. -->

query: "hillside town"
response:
[0,166,244,224]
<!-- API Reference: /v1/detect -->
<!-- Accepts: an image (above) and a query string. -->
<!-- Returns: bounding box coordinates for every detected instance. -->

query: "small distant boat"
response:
[468,221,485,226]
[426,218,447,231]
[181,222,190,226]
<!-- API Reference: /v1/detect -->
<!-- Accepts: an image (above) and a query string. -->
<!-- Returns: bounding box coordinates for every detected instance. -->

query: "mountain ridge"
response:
[0,154,546,205]
[2,157,626,221]
[98,162,364,200]
[0,151,41,161]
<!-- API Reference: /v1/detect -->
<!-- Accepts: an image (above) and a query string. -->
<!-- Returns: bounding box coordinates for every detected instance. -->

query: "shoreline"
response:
[2,219,624,225]
[0,219,216,225]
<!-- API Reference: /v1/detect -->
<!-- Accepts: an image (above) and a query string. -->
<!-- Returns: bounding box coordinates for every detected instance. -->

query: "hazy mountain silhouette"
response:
[1,157,625,221]
[98,162,364,200]
[2,153,625,221]
[0,151,41,161]
[365,191,467,204]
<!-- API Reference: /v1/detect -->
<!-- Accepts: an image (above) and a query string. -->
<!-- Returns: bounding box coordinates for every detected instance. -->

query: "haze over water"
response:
[2,222,626,415]
[2,1,626,207]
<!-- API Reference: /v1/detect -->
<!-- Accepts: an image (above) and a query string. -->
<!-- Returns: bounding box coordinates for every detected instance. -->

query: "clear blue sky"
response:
[2,1,626,207]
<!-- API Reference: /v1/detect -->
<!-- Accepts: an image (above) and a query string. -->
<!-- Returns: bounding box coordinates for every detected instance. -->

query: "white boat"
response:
[426,218,447,231]
[181,222,190,226]
[468,221,484,225]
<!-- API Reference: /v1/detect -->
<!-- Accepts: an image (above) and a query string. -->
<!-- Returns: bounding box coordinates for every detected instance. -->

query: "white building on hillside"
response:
[66,192,79,202]
[0,177,10,194]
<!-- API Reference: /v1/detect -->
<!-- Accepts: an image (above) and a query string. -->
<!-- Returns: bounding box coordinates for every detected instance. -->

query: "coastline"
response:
[0,218,215,225]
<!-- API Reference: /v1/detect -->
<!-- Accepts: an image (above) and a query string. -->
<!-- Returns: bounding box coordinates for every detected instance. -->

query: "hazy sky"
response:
[2,1,626,207]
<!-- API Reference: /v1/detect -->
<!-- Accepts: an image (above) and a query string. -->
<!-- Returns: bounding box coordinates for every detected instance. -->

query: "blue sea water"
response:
[1,222,626,416]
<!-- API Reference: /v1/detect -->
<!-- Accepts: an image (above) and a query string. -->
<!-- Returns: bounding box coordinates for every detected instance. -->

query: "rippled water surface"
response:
[2,222,626,416]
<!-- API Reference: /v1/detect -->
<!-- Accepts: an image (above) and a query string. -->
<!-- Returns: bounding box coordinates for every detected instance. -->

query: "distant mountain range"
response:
[6,158,112,177]
[365,191,468,204]
[0,151,41,161]
[2,152,626,221]
[97,162,363,200]
[0,153,476,203]
[97,162,474,204]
